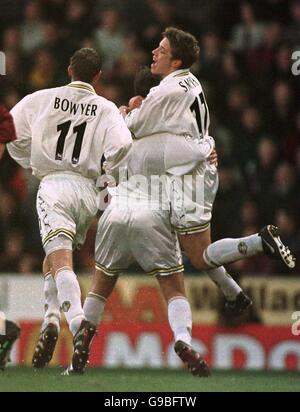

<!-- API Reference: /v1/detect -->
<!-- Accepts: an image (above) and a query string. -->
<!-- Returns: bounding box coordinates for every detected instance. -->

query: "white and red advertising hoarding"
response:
[1,275,299,370]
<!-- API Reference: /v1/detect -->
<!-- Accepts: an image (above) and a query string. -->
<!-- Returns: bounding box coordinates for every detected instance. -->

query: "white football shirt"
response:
[8,81,132,181]
[126,68,210,140]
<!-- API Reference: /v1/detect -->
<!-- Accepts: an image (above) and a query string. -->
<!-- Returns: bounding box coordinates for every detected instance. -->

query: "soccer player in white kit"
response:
[82,136,214,377]
[81,33,295,375]
[7,48,132,373]
[80,73,218,377]
[121,28,295,306]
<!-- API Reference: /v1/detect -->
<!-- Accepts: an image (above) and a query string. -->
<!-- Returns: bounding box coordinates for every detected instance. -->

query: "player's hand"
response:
[208,149,218,167]
[119,105,131,118]
[128,95,144,110]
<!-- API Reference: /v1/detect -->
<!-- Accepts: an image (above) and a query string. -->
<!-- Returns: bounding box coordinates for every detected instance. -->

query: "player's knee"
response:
[188,253,208,271]
[47,249,73,276]
[42,256,51,275]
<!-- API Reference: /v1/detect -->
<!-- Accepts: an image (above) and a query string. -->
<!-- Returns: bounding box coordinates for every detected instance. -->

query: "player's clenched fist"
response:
[128,95,144,110]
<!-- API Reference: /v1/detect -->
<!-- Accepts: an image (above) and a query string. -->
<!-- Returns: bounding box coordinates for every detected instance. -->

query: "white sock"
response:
[83,293,106,327]
[204,234,263,267]
[206,266,242,301]
[55,268,85,336]
[41,272,61,332]
[168,297,192,346]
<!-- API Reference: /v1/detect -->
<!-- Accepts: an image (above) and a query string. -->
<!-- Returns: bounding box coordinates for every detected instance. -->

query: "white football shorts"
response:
[95,204,183,276]
[168,163,219,235]
[37,172,98,255]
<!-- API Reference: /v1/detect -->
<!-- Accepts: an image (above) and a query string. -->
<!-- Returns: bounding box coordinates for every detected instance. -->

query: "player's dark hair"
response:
[134,66,160,97]
[163,27,200,69]
[70,48,102,83]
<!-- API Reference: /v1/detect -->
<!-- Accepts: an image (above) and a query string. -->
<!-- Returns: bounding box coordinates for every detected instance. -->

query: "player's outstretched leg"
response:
[174,340,210,377]
[63,320,97,375]
[179,229,252,317]
[0,320,21,370]
[259,225,296,269]
[203,225,296,270]
[224,291,253,316]
[205,267,252,316]
[32,323,58,368]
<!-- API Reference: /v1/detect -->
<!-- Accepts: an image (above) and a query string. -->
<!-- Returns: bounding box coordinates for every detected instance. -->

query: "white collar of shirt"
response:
[160,69,191,84]
[67,81,96,94]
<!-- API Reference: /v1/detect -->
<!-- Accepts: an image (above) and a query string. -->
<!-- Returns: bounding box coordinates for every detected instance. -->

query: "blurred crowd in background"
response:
[0,0,299,276]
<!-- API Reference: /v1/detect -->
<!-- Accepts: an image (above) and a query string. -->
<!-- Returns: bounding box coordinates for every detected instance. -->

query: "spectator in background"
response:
[20,0,45,55]
[268,81,294,139]
[116,34,148,99]
[240,199,260,228]
[197,31,222,83]
[212,163,246,239]
[251,137,279,196]
[2,26,21,54]
[222,86,249,134]
[285,0,300,46]
[42,21,71,72]
[28,48,57,91]
[233,106,263,185]
[246,21,282,76]
[65,0,92,49]
[222,52,242,86]
[230,2,265,52]
[271,162,298,211]
[273,45,292,82]
[93,8,126,70]
[139,0,176,52]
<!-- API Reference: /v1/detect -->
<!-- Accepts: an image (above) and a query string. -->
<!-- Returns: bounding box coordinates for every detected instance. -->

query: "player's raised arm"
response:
[7,95,33,168]
[125,85,170,138]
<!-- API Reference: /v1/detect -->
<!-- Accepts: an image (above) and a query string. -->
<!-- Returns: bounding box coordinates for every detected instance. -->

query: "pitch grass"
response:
[0,367,299,392]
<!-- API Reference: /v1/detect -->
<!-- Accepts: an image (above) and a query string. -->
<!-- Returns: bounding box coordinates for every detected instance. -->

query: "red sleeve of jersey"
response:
[0,104,17,143]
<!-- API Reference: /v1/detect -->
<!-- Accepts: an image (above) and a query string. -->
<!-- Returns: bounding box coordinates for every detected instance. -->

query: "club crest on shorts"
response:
[61,301,71,312]
[238,241,248,255]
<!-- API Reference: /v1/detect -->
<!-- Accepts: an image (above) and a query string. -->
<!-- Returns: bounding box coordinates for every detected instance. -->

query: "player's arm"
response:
[208,147,218,167]
[195,135,216,162]
[6,95,32,169]
[124,86,167,138]
[102,105,133,183]
[0,104,17,160]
